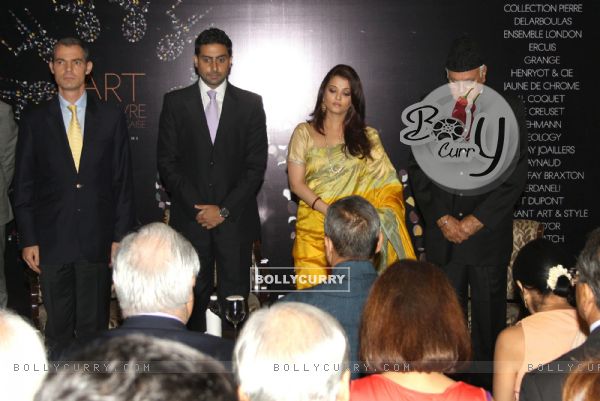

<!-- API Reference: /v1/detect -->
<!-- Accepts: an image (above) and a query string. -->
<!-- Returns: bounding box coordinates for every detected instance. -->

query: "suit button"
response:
[209,161,214,166]
[208,183,213,188]
[458,192,463,196]
[76,183,83,189]
[77,208,81,212]
[458,212,464,217]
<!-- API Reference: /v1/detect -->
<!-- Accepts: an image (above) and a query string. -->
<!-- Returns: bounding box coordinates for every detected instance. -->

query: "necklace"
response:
[324,132,344,175]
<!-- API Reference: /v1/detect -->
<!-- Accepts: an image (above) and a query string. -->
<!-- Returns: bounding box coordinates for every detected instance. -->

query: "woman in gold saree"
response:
[287,64,415,289]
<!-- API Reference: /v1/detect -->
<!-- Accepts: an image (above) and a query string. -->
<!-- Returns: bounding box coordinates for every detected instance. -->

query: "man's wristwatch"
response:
[219,207,230,219]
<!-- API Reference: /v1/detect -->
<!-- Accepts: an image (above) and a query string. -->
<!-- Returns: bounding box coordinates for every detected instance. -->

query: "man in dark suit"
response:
[100,222,232,361]
[13,37,134,348]
[408,36,528,385]
[520,228,600,401]
[0,100,18,308]
[157,28,267,331]
[282,195,381,377]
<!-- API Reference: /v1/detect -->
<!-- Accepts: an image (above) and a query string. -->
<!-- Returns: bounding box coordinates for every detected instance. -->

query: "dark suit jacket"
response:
[99,315,234,362]
[157,82,267,242]
[408,93,528,266]
[13,96,134,264]
[281,260,377,375]
[519,328,600,401]
[53,314,235,362]
[0,100,18,226]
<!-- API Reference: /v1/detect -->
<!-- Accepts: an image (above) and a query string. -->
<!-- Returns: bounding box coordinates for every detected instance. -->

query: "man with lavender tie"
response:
[157,28,268,332]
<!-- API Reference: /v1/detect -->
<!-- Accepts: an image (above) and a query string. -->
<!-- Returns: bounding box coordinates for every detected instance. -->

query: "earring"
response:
[321,102,326,113]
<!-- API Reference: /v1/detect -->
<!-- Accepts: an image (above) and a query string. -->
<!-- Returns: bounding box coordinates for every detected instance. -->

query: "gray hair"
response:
[577,227,600,309]
[234,302,349,401]
[35,334,236,401]
[0,309,48,401]
[324,195,380,259]
[113,223,200,317]
[53,37,90,61]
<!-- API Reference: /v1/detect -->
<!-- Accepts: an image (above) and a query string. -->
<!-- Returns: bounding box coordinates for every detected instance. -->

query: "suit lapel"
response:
[79,96,99,175]
[47,97,78,176]
[184,83,214,150]
[214,83,237,149]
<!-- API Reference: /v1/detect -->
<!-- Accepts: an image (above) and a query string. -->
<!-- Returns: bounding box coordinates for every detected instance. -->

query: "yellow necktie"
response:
[67,104,83,171]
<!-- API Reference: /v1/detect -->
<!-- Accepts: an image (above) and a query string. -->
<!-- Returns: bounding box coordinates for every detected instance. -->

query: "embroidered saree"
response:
[288,122,415,289]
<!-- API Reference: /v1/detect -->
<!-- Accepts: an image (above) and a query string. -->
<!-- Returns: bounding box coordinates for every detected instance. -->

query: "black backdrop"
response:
[1,0,598,266]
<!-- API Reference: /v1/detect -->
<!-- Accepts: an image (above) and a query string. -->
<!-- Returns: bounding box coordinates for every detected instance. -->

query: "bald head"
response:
[113,223,200,318]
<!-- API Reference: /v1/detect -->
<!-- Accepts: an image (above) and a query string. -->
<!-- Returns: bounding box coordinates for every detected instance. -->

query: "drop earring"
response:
[321,102,326,113]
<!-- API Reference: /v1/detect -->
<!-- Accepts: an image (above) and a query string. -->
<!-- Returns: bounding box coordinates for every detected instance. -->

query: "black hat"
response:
[445,36,484,72]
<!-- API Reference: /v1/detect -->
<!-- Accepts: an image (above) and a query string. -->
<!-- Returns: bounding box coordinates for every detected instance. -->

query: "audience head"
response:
[113,222,200,321]
[0,309,48,401]
[310,64,371,159]
[562,354,600,401]
[324,195,382,264]
[575,228,600,325]
[35,334,236,401]
[360,260,471,373]
[513,238,576,311]
[234,302,350,401]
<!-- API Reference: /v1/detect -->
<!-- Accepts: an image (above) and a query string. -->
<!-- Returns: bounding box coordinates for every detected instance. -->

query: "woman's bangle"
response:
[311,197,321,210]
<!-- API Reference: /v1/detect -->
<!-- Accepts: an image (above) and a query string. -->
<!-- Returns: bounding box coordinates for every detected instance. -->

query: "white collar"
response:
[199,78,227,97]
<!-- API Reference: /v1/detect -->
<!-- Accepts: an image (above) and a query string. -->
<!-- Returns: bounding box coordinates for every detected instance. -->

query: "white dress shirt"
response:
[199,79,227,121]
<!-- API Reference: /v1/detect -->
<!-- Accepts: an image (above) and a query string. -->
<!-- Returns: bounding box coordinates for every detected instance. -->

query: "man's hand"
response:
[110,242,119,267]
[194,204,225,229]
[22,245,41,274]
[459,215,484,238]
[438,215,469,244]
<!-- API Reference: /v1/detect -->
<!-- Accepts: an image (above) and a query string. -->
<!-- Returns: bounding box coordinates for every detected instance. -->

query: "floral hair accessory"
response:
[547,264,572,291]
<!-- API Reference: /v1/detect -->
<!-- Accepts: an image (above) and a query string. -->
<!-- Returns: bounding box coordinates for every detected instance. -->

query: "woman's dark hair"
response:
[513,238,576,304]
[360,260,471,373]
[309,64,372,159]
